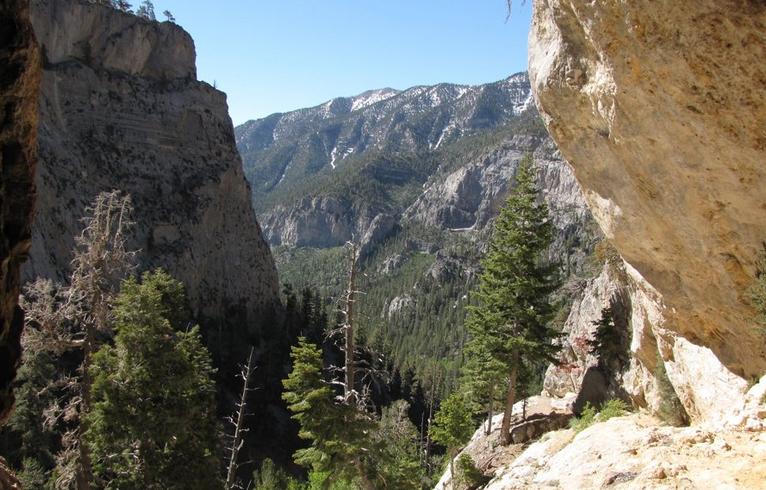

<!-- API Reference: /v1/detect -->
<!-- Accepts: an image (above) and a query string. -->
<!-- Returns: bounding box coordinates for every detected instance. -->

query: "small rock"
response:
[712,437,731,451]
[602,471,637,486]
[744,417,764,432]
[644,462,667,480]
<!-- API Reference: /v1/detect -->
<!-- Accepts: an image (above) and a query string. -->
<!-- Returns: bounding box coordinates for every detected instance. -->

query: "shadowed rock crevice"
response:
[0,0,40,426]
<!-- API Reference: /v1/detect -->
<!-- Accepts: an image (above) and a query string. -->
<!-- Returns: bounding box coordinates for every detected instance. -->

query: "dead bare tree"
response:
[19,190,135,489]
[225,346,257,490]
[342,241,359,404]
[71,190,135,490]
[325,241,363,404]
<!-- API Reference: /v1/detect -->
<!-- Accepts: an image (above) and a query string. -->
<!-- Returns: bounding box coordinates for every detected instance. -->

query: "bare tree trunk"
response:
[420,412,426,467]
[354,459,376,490]
[523,397,527,421]
[226,346,256,490]
[72,194,133,490]
[448,448,456,486]
[76,321,96,490]
[485,383,494,436]
[500,350,519,446]
[343,242,358,404]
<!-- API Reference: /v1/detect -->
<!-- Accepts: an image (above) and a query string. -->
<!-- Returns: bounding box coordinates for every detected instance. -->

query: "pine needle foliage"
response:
[371,400,423,489]
[430,393,473,478]
[84,269,220,490]
[588,305,629,374]
[464,154,560,444]
[282,338,375,486]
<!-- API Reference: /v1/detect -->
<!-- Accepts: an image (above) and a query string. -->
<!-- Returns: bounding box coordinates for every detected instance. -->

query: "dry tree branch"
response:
[225,346,257,490]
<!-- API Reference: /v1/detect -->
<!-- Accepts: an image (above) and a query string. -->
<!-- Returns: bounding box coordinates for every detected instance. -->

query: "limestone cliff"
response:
[403,135,599,274]
[26,0,280,364]
[529,0,766,423]
[0,0,40,426]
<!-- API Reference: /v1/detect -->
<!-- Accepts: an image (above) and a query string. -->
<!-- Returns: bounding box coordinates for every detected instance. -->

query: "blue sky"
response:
[147,1,533,125]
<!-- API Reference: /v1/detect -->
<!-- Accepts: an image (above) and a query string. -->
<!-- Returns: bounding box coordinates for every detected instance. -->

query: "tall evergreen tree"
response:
[429,393,473,479]
[465,154,560,445]
[371,400,423,489]
[588,304,628,375]
[282,338,375,489]
[460,339,504,435]
[84,269,221,489]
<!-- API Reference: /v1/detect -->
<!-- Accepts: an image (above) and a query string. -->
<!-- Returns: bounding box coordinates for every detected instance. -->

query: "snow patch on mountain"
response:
[276,161,291,185]
[431,122,458,150]
[515,91,534,114]
[330,146,355,169]
[351,88,399,112]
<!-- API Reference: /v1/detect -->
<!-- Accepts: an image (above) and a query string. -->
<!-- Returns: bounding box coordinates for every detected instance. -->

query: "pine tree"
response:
[4,344,57,469]
[588,305,628,374]
[135,0,155,20]
[282,338,376,489]
[429,393,473,479]
[372,400,423,489]
[465,154,560,445]
[84,269,221,489]
[460,338,505,435]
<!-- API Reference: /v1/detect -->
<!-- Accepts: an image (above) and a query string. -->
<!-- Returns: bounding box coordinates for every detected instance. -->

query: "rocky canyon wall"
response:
[26,0,280,365]
[0,0,39,426]
[529,0,766,423]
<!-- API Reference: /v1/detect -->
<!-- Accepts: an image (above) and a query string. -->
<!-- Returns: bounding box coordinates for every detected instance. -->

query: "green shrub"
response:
[654,355,689,427]
[253,459,298,490]
[18,458,48,490]
[569,399,630,433]
[599,399,630,421]
[306,471,357,490]
[456,454,489,489]
[568,402,597,433]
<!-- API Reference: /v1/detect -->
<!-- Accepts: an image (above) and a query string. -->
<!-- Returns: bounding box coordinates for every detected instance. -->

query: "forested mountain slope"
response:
[236,75,603,389]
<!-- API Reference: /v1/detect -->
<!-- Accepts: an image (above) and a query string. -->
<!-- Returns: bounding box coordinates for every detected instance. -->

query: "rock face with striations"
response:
[26,0,280,361]
[0,0,40,426]
[529,0,766,423]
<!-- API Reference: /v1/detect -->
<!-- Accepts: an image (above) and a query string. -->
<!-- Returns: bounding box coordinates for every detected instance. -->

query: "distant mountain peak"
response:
[350,88,400,112]
[235,72,537,203]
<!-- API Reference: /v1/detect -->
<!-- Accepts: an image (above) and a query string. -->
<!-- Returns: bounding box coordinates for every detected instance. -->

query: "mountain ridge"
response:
[234,72,603,390]
[235,72,534,209]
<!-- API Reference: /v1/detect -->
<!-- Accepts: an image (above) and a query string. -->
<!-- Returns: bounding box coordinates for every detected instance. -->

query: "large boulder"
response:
[529,0,766,423]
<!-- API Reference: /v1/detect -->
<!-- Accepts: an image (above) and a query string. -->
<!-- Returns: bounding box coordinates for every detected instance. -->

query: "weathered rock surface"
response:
[0,0,40,425]
[529,0,766,422]
[384,294,415,320]
[263,196,397,256]
[434,395,575,490]
[26,0,280,363]
[484,414,766,490]
[404,134,601,273]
